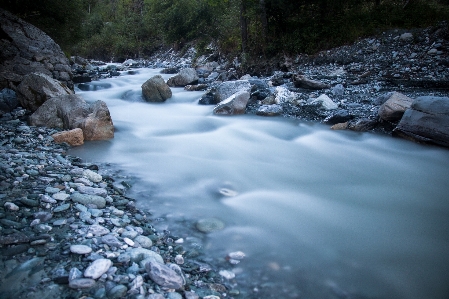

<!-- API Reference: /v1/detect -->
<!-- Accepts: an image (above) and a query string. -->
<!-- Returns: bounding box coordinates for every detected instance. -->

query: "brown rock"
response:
[331,122,349,130]
[141,75,172,102]
[52,128,84,146]
[378,92,414,122]
[213,91,250,115]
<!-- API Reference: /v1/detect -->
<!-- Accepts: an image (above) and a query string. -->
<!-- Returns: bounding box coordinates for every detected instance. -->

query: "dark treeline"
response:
[1,0,449,61]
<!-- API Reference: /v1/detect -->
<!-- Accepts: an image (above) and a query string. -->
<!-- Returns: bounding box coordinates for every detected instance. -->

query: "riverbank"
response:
[0,109,242,299]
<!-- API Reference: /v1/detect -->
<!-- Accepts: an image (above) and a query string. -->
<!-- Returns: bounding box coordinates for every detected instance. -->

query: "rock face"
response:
[29,94,114,140]
[51,128,84,146]
[378,92,414,122]
[17,73,73,112]
[213,91,250,115]
[0,9,73,91]
[142,75,172,102]
[393,96,449,147]
[167,68,199,87]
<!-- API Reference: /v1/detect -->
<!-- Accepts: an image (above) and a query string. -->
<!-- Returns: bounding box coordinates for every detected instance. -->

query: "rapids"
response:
[71,68,449,299]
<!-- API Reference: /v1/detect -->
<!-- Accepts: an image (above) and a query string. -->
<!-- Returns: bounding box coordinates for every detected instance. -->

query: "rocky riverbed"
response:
[0,109,248,299]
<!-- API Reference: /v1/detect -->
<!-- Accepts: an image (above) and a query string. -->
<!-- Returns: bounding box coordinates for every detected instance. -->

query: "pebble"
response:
[134,235,152,248]
[107,284,128,299]
[70,244,93,254]
[69,278,96,289]
[84,258,113,279]
[52,192,70,201]
[4,201,19,211]
[53,203,70,212]
[145,261,185,289]
[83,169,103,183]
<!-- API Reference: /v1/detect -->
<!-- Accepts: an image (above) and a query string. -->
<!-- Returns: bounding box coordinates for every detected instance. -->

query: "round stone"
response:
[70,244,93,255]
[195,218,225,233]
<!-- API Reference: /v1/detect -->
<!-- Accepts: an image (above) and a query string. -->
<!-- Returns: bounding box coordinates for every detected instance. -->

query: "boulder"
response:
[17,72,73,112]
[214,80,252,103]
[51,128,84,146]
[213,91,250,115]
[378,92,414,122]
[393,96,449,147]
[141,75,172,102]
[0,88,18,115]
[29,94,114,140]
[0,9,73,90]
[293,75,330,90]
[308,94,338,110]
[145,261,185,289]
[167,68,199,87]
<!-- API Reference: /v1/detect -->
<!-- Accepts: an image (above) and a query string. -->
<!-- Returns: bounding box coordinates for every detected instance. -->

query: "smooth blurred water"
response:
[71,68,449,299]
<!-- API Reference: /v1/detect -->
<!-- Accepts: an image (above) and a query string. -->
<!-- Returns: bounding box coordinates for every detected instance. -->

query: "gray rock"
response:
[378,92,414,122]
[134,235,153,248]
[393,96,449,147]
[213,90,250,115]
[83,169,103,183]
[141,75,172,102]
[101,234,123,248]
[69,278,96,289]
[214,80,252,103]
[77,185,108,197]
[84,258,113,279]
[68,267,83,282]
[107,284,128,299]
[17,72,73,112]
[118,247,164,264]
[145,261,185,289]
[196,218,225,233]
[88,224,111,236]
[256,104,283,116]
[167,68,199,87]
[308,94,338,110]
[53,203,70,212]
[70,244,93,254]
[71,192,106,208]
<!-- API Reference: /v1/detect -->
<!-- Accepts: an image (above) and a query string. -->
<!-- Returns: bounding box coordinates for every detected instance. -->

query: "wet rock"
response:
[134,235,153,248]
[167,68,199,87]
[196,218,225,233]
[293,75,330,90]
[83,169,103,183]
[77,185,108,197]
[393,96,449,147]
[119,247,164,264]
[0,233,30,245]
[88,224,111,236]
[141,75,172,102]
[84,258,113,279]
[70,244,93,255]
[71,193,106,208]
[69,278,96,289]
[378,92,414,122]
[213,90,250,115]
[214,80,252,103]
[107,284,128,298]
[145,261,185,289]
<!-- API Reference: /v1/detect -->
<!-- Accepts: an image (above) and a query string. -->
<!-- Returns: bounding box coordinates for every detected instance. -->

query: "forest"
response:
[1,0,449,61]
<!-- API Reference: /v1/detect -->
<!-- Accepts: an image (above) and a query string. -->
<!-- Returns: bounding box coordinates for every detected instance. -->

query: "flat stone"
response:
[69,278,96,289]
[71,192,106,208]
[52,192,70,201]
[84,258,112,279]
[77,185,108,197]
[53,203,70,212]
[70,244,92,255]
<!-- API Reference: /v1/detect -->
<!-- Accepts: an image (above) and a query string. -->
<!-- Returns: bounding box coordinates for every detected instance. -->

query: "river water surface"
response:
[71,68,449,299]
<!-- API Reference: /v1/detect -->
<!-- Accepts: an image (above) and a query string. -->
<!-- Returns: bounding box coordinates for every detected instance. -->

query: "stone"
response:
[29,94,114,140]
[84,258,113,279]
[77,185,108,197]
[399,32,413,41]
[0,88,19,115]
[167,68,199,87]
[331,122,349,130]
[88,224,111,236]
[83,169,103,183]
[196,218,225,233]
[4,201,19,211]
[101,234,123,248]
[324,110,353,125]
[141,75,172,102]
[145,261,185,289]
[118,247,164,264]
[293,75,330,90]
[256,104,283,116]
[71,193,106,208]
[213,90,250,115]
[133,235,153,248]
[378,92,414,122]
[309,94,338,110]
[393,96,449,147]
[0,9,74,91]
[17,73,73,112]
[219,270,235,280]
[52,192,70,201]
[69,278,96,289]
[274,86,297,104]
[213,80,252,103]
[53,203,70,212]
[51,128,84,146]
[107,284,128,299]
[70,244,92,255]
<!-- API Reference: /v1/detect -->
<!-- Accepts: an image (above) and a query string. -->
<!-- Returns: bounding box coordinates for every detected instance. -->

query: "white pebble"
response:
[4,202,19,211]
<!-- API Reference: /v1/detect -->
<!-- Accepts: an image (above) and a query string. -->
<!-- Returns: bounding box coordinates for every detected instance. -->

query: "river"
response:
[71,67,449,299]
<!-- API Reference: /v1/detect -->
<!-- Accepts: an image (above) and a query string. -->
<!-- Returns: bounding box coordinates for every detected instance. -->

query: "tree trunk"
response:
[240,0,248,53]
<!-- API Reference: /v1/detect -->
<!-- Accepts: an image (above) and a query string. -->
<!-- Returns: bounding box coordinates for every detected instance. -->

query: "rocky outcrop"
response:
[378,92,414,122]
[167,68,199,87]
[393,96,449,147]
[29,94,114,140]
[141,75,172,102]
[213,90,250,115]
[0,9,73,91]
[16,72,73,112]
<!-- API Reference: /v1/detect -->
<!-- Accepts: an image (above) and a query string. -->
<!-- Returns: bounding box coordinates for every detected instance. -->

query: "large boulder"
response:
[17,72,73,112]
[167,68,199,87]
[214,80,252,103]
[378,92,414,122]
[141,75,172,102]
[213,90,250,115]
[293,75,330,90]
[393,96,449,147]
[29,94,114,140]
[0,9,73,91]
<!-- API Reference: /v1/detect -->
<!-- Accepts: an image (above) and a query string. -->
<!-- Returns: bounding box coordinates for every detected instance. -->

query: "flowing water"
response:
[71,68,449,299]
